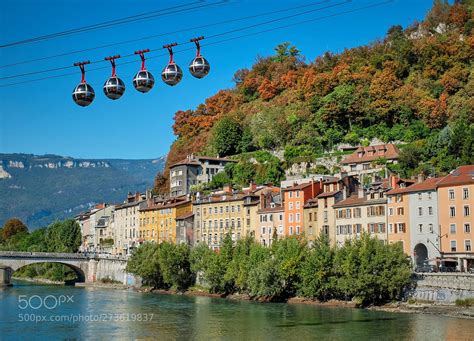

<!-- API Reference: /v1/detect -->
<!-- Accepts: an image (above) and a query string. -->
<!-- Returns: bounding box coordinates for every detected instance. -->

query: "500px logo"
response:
[18,295,74,310]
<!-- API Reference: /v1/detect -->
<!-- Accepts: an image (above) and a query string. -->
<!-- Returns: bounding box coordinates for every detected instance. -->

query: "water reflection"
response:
[1,281,473,340]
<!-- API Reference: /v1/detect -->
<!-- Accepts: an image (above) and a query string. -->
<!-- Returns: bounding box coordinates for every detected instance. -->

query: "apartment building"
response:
[283,181,323,237]
[341,143,400,177]
[333,181,389,246]
[169,154,237,196]
[256,190,284,246]
[303,198,318,245]
[316,176,359,245]
[139,197,192,245]
[437,165,474,271]
[113,192,146,255]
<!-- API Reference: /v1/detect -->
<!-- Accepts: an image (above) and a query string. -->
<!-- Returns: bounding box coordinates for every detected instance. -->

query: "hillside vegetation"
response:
[157,1,473,192]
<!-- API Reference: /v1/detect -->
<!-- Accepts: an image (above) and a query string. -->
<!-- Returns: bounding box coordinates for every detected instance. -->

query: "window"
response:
[262,227,266,235]
[289,202,293,210]
[214,207,218,214]
[296,226,300,235]
[450,207,456,217]
[428,206,433,216]
[464,206,470,217]
[231,206,235,213]
[354,207,361,218]
[289,226,293,235]
[418,224,423,233]
[296,202,300,210]
[279,214,283,221]
[323,211,328,223]
[289,214,294,223]
[363,163,370,170]
[309,212,312,222]
[428,192,432,200]
[296,213,300,223]
[466,240,472,252]
[429,224,433,233]
[450,240,457,252]
[289,192,293,198]
[418,207,423,216]
[355,224,362,234]
[389,208,393,216]
[220,206,223,214]
[418,193,422,200]
[397,207,404,215]
[464,223,471,233]
[463,188,469,200]
[389,223,393,233]
[449,189,455,200]
[296,191,300,198]
[278,225,283,234]
[450,224,456,234]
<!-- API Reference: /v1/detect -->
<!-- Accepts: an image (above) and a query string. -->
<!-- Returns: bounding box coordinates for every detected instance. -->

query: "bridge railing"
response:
[0,251,128,261]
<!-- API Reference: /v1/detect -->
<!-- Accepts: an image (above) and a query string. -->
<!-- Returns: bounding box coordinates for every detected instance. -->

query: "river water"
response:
[1,281,473,340]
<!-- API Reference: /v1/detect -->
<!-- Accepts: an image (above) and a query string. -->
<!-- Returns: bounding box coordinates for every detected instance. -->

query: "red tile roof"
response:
[341,144,400,165]
[333,195,386,208]
[317,190,341,198]
[176,212,194,220]
[436,165,474,187]
[386,177,443,195]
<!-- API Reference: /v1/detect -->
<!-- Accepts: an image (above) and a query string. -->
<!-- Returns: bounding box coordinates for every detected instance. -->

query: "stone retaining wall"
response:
[411,273,474,303]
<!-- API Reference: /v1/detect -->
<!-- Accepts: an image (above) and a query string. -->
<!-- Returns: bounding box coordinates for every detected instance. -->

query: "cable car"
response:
[103,55,125,100]
[72,61,95,107]
[162,43,183,86]
[189,37,210,78]
[132,49,154,93]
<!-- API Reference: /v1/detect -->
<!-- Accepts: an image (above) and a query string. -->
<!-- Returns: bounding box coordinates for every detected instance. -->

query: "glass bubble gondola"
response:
[133,70,155,93]
[103,55,125,100]
[161,43,182,86]
[161,63,183,86]
[189,37,210,79]
[132,49,154,93]
[72,61,95,107]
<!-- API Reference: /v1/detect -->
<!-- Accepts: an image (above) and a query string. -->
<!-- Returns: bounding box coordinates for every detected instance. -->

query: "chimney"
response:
[311,180,315,199]
[417,173,425,184]
[249,181,257,192]
[390,175,398,190]
[358,186,364,199]
[223,184,232,193]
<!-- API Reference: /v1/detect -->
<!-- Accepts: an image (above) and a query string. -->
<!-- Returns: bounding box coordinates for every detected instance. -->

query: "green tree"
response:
[298,235,336,300]
[45,219,81,252]
[126,243,163,288]
[211,117,242,157]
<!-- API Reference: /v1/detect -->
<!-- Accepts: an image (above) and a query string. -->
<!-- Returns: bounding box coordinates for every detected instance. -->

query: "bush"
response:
[455,298,474,307]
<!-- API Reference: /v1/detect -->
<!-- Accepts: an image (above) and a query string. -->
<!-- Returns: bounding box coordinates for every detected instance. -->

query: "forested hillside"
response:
[155,0,473,193]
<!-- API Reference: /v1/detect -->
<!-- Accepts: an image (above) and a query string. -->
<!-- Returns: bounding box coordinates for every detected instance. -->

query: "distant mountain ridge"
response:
[0,153,165,229]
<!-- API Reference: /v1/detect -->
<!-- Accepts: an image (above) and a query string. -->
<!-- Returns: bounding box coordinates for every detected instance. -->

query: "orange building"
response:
[283,181,322,237]
[437,165,474,271]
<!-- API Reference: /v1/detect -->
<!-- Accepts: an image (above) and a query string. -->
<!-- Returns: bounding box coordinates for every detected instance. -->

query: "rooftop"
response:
[387,177,443,195]
[436,165,474,187]
[341,143,400,165]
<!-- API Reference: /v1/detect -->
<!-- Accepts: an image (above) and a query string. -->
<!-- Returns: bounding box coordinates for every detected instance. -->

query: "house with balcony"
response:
[341,143,400,177]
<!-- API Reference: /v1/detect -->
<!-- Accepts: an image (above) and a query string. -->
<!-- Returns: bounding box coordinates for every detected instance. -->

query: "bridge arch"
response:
[9,261,86,283]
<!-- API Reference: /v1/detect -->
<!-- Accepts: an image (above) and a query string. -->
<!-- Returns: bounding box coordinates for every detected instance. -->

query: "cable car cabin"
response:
[161,63,183,86]
[72,83,95,107]
[103,76,125,100]
[133,70,155,93]
[189,56,210,78]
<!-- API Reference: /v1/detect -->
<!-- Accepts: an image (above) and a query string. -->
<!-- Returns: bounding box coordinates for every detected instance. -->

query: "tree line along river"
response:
[1,280,474,340]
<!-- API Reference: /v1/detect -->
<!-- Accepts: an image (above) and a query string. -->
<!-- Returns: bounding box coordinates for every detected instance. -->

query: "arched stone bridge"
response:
[0,251,137,286]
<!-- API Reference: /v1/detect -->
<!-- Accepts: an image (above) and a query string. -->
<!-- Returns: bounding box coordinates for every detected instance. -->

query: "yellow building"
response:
[303,198,318,245]
[139,197,192,244]
[193,184,279,250]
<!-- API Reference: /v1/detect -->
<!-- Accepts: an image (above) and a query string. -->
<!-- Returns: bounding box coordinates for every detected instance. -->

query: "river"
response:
[1,280,473,340]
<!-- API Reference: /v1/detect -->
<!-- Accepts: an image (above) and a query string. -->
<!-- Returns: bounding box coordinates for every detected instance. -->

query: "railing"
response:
[0,251,128,261]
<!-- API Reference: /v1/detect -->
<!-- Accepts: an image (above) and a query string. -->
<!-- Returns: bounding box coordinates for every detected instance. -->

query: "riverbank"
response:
[12,276,66,285]
[132,286,474,319]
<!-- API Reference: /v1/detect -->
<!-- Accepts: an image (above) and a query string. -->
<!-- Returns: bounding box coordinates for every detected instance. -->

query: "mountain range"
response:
[0,153,165,229]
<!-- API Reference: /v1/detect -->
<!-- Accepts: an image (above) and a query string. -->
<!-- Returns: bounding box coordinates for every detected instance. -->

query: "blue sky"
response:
[0,0,434,159]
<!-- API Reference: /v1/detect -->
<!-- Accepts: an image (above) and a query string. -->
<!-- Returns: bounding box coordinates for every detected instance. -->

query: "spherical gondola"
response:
[132,49,154,93]
[161,63,183,86]
[72,82,95,107]
[72,61,94,107]
[132,70,155,93]
[103,76,126,100]
[189,55,210,79]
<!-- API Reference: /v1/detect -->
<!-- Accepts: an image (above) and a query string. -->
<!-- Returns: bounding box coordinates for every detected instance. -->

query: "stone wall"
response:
[411,273,474,303]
